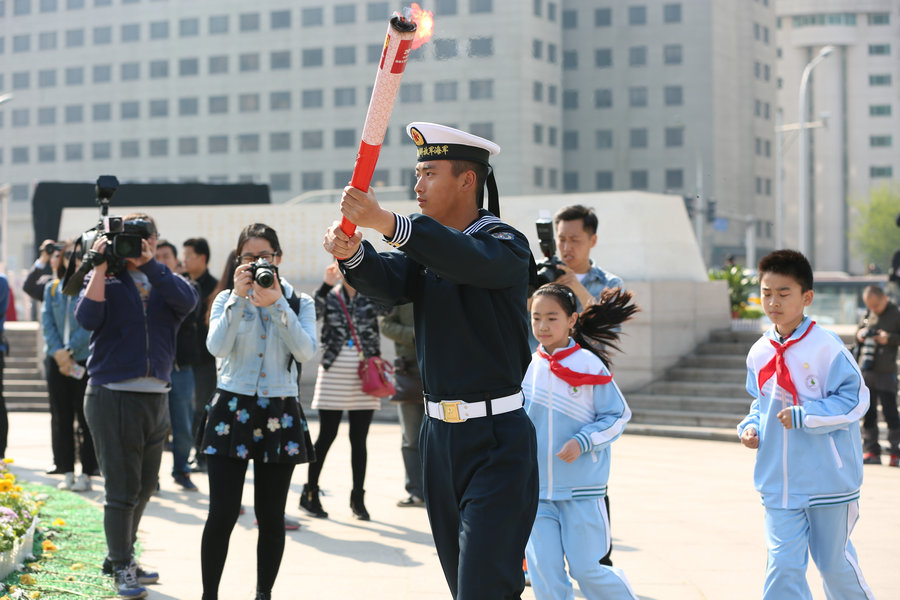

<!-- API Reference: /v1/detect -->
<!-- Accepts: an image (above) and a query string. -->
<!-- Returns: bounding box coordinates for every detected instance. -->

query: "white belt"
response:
[425,392,523,423]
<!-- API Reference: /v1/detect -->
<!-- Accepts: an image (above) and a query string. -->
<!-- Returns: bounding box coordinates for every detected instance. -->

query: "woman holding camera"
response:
[41,244,97,491]
[200,223,317,600]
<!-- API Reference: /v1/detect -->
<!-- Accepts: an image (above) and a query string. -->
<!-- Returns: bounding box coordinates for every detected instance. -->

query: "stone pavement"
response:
[7,411,898,599]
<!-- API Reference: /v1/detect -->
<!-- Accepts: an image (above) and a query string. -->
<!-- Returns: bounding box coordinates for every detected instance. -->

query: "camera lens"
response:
[254,267,275,288]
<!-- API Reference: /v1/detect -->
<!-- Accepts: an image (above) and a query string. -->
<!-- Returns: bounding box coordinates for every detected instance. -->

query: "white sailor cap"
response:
[406,122,503,216]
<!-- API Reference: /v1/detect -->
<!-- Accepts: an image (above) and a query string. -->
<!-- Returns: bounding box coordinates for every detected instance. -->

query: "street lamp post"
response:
[797,45,834,259]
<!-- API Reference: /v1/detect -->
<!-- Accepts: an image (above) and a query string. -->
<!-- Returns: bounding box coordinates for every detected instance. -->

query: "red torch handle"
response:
[340,140,383,235]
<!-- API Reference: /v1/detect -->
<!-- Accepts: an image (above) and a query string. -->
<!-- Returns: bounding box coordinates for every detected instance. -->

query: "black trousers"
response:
[0,354,6,458]
[862,386,900,455]
[421,408,538,600]
[46,357,97,473]
[307,409,373,491]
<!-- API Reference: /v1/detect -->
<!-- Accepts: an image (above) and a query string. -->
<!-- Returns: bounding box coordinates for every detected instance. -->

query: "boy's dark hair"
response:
[183,237,211,262]
[156,239,177,259]
[757,250,814,292]
[554,204,598,235]
[449,160,488,206]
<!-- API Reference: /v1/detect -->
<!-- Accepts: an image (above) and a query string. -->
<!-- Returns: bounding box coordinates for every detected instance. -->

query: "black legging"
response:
[307,409,373,491]
[200,455,295,600]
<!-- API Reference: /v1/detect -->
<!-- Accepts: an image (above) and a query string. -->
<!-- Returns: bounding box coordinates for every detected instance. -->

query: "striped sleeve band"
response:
[342,245,365,269]
[384,213,412,248]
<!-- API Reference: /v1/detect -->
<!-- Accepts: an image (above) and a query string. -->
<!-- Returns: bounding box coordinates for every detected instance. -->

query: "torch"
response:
[340,5,434,235]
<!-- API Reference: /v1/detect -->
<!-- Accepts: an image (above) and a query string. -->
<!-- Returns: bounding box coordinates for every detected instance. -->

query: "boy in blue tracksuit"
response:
[738,250,875,600]
[523,283,638,600]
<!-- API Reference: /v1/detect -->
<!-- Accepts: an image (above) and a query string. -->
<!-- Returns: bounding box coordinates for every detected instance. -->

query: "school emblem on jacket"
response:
[491,232,514,240]
[805,374,818,391]
[568,385,580,397]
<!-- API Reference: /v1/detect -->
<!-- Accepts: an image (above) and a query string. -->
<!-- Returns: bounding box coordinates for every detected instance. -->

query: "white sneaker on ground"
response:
[71,473,92,492]
[57,472,75,491]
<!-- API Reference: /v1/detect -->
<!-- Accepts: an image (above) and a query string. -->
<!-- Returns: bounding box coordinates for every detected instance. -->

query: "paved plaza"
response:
[6,411,898,599]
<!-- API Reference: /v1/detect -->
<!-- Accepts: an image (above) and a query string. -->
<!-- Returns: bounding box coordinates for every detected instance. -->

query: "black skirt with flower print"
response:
[199,388,315,464]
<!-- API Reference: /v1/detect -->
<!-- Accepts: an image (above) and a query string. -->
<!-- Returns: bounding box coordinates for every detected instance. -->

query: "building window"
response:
[629,46,647,67]
[180,17,199,37]
[595,48,612,67]
[563,50,578,69]
[595,88,612,108]
[596,171,613,190]
[64,143,83,161]
[870,135,892,147]
[149,138,168,157]
[533,124,544,144]
[664,85,683,106]
[209,135,229,154]
[547,43,557,63]
[663,3,681,23]
[870,165,893,178]
[240,13,260,32]
[629,5,646,25]
[149,99,168,117]
[664,44,682,64]
[400,83,423,103]
[563,130,578,150]
[563,90,578,109]
[868,44,890,56]
[665,169,683,189]
[335,87,357,106]
[533,81,543,102]
[38,69,57,88]
[629,86,648,107]
[548,168,558,189]
[150,60,169,78]
[335,46,356,65]
[92,141,111,159]
[302,172,324,191]
[303,48,324,67]
[435,0,458,16]
[120,140,140,159]
[11,147,29,164]
[631,170,648,189]
[367,2,390,21]
[435,81,458,101]
[532,39,543,59]
[548,85,557,105]
[629,128,648,148]
[121,62,139,81]
[334,4,356,24]
[270,132,291,152]
[121,101,139,119]
[470,79,494,100]
[302,89,323,108]
[434,38,458,60]
[40,0,58,12]
[469,37,493,57]
[868,13,890,25]
[270,9,291,29]
[302,7,323,26]
[470,122,494,140]
[238,134,260,153]
[12,109,29,127]
[209,15,229,34]
[65,105,83,123]
[179,58,199,76]
[209,55,228,75]
[93,102,111,121]
[178,137,198,155]
[870,104,892,116]
[240,53,260,72]
[13,34,30,53]
[368,43,384,63]
[869,74,892,86]
[595,7,611,26]
[93,25,112,44]
[563,9,576,29]
[471,0,492,14]
[13,0,31,15]
[150,21,169,40]
[121,24,140,42]
[65,28,84,47]
[239,94,260,112]
[39,31,58,50]
[563,172,579,191]
[209,96,229,114]
[596,130,613,149]
[270,173,291,192]
[302,130,324,149]
[270,91,291,110]
[534,166,544,187]
[335,128,356,147]
[179,97,198,116]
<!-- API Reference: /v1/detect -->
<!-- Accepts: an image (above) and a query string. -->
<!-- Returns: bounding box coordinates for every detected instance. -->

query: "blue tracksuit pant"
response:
[764,502,875,599]
[526,497,637,600]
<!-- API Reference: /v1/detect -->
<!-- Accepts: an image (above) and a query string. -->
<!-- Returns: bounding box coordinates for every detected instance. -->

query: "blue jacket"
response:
[74,260,199,386]
[738,317,870,509]
[207,279,317,398]
[41,279,91,362]
[523,340,631,500]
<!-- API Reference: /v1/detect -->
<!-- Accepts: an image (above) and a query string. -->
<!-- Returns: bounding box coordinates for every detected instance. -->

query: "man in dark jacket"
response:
[857,285,900,466]
[75,214,198,598]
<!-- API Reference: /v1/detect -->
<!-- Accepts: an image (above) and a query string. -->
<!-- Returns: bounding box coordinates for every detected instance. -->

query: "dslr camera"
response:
[248,258,278,288]
[857,328,880,372]
[62,175,156,295]
[533,218,565,288]
[41,241,63,255]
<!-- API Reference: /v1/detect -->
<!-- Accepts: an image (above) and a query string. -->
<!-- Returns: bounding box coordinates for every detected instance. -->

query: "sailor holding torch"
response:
[324,122,538,599]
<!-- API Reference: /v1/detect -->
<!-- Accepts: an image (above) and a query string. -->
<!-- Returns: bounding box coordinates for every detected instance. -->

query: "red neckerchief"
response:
[537,343,613,387]
[757,321,815,405]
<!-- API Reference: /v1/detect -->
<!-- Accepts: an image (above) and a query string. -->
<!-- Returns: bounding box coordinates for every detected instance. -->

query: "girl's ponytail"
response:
[572,287,638,367]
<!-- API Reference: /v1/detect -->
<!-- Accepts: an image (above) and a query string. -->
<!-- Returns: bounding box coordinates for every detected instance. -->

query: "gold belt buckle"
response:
[440,400,465,423]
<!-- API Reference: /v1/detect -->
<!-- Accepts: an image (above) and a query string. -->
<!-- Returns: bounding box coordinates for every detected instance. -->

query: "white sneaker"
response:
[71,473,92,492]
[57,472,75,490]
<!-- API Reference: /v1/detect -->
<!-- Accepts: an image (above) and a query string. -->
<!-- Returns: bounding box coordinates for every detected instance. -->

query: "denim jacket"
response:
[578,261,624,311]
[207,279,317,398]
[42,279,91,361]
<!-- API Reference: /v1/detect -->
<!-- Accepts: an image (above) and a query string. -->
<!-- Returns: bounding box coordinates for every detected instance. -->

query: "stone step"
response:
[645,380,747,398]
[625,423,737,443]
[666,367,746,384]
[694,341,754,356]
[4,368,44,380]
[627,393,749,415]
[630,407,743,430]
[4,380,49,393]
[678,354,747,370]
[709,329,766,344]
[6,397,50,412]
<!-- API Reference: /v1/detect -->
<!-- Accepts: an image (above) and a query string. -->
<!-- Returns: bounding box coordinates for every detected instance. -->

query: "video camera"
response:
[533,218,564,288]
[62,175,156,295]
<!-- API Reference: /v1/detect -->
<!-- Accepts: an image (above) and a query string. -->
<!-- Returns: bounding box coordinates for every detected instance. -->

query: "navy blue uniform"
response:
[340,209,539,599]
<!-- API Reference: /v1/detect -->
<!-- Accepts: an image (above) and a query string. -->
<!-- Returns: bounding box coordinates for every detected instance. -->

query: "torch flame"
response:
[408,3,435,50]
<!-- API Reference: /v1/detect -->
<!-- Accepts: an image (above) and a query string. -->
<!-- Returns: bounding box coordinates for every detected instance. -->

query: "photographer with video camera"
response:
[74,203,198,598]
[24,239,62,321]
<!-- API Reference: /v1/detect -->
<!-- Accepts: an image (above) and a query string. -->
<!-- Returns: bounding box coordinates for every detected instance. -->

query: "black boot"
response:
[254,589,271,600]
[299,483,328,518]
[350,489,370,521]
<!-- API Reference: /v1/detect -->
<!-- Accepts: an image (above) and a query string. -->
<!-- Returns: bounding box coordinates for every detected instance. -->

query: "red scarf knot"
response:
[538,343,613,388]
[757,321,815,405]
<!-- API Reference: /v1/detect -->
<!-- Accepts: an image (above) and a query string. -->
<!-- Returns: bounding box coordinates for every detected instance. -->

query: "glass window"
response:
[435,39,458,60]
[150,60,168,78]
[335,4,355,24]
[335,128,356,147]
[38,69,57,87]
[596,130,613,148]
[562,9,576,29]
[180,18,199,37]
[470,79,494,100]
[436,81,458,101]
[595,7,611,26]
[335,87,356,106]
[180,58,199,76]
[149,99,168,117]
[240,53,260,72]
[870,135,892,147]
[121,62,139,81]
[400,83,423,103]
[869,74,891,86]
[868,13,890,25]
[302,171,324,190]
[209,55,228,74]
[209,95,228,114]
[631,170,648,189]
[11,147,29,164]
[563,130,578,150]
[120,140,140,158]
[149,138,168,157]
[595,48,612,67]
[12,109,29,127]
[366,43,383,63]
[270,173,291,192]
[665,127,683,147]
[40,0,57,12]
[533,81,543,102]
[92,141,111,159]
[436,0,457,16]
[534,167,544,187]
[563,51,578,69]
[178,137,198,155]
[65,28,85,47]
[209,135,228,153]
[548,43,558,62]
[302,89,323,108]
[870,166,893,178]
[470,0,492,14]
[563,90,578,109]
[269,133,291,151]
[664,85,683,106]
[271,50,291,70]
[94,0,112,5]
[629,5,646,25]
[238,133,260,152]
[629,46,647,66]
[663,3,681,23]
[121,101,139,119]
[630,128,648,148]
[303,48,324,67]
[38,145,57,162]
[595,88,612,107]
[13,0,30,15]
[269,9,291,29]
[13,34,30,52]
[335,46,356,65]
[533,39,543,59]
[870,104,892,116]
[150,21,169,39]
[121,24,140,42]
[270,91,291,110]
[596,171,613,190]
[65,105,83,123]
[240,13,260,32]
[39,31,57,50]
[178,97,198,115]
[65,143,82,161]
[301,7,323,26]
[302,130,323,149]
[547,2,556,21]
[13,72,31,90]
[469,37,493,57]
[367,2,389,21]
[665,169,683,189]
[869,44,890,55]
[563,171,578,191]
[93,25,112,44]
[533,124,544,144]
[65,66,83,85]
[629,86,648,107]
[209,15,229,34]
[664,44,682,64]
[239,94,260,112]
[333,170,353,188]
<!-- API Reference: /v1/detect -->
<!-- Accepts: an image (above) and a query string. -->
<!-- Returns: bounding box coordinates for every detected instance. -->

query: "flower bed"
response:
[0,460,39,582]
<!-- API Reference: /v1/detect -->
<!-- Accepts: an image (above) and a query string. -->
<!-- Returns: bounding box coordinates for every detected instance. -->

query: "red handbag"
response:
[335,291,396,398]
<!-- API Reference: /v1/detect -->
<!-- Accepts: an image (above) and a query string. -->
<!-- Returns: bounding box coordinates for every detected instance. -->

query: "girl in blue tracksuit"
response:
[523,283,638,600]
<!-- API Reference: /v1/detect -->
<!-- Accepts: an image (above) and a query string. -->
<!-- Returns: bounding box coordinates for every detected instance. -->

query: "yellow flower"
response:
[18,574,36,585]
[52,518,66,527]
[13,485,22,492]
[2,472,13,480]
[29,592,40,599]
[0,479,12,492]
[41,540,58,552]
[70,563,84,570]
[2,457,13,463]
[65,575,76,582]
